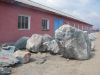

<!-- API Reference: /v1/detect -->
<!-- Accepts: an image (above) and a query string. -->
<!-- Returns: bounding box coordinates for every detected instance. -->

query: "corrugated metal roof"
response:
[14,0,92,26]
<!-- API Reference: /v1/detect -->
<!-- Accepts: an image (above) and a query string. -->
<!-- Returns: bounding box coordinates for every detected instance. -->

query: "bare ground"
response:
[11,32,100,75]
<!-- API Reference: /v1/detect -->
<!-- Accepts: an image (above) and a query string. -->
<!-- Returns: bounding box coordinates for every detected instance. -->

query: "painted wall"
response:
[64,17,92,31]
[0,2,54,43]
[54,17,64,31]
[0,2,92,43]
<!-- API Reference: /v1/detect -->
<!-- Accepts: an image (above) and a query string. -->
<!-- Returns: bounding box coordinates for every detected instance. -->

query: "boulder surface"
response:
[26,34,43,52]
[55,25,91,60]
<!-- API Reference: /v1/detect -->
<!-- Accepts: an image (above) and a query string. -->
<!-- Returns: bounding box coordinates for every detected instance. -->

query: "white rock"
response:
[42,34,52,43]
[88,33,96,51]
[89,33,96,41]
[43,40,60,54]
[26,34,43,52]
[91,42,95,51]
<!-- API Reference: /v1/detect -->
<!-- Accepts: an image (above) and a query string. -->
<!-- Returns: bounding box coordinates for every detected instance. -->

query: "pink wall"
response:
[0,2,54,43]
[64,17,91,31]
[0,2,92,43]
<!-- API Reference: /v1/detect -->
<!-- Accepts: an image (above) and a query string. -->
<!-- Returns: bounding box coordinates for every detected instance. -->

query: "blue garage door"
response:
[54,17,64,31]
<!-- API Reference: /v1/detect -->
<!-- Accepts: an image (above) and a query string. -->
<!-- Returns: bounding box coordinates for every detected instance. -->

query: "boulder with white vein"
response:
[43,40,60,54]
[55,24,91,60]
[40,34,52,52]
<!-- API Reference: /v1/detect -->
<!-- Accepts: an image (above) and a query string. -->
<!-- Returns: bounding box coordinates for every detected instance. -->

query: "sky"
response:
[31,0,100,28]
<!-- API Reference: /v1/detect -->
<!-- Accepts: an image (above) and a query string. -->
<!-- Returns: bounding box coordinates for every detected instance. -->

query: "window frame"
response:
[18,15,31,30]
[41,18,50,30]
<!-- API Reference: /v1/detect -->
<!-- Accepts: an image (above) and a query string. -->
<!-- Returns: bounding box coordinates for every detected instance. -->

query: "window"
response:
[18,15,30,29]
[42,19,49,30]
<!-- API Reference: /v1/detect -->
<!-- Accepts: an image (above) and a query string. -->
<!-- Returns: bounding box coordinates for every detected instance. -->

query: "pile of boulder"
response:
[15,24,93,60]
[0,24,94,67]
[0,24,96,75]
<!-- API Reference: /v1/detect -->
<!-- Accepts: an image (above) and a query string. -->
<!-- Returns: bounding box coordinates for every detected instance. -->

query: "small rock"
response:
[35,57,47,64]
[0,67,12,75]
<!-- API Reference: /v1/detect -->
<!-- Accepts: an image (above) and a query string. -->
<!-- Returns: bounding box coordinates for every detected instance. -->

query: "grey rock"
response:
[43,40,60,54]
[88,33,96,51]
[89,33,96,41]
[55,25,91,60]
[2,46,15,53]
[0,67,12,75]
[42,34,52,43]
[33,53,47,64]
[40,34,52,52]
[0,50,19,67]
[15,37,29,50]
[35,57,47,64]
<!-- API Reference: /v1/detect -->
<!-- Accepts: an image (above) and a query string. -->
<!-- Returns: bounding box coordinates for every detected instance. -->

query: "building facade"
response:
[0,0,93,43]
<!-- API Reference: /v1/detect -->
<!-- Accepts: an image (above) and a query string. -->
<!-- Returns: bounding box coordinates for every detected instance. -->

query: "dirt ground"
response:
[11,32,100,75]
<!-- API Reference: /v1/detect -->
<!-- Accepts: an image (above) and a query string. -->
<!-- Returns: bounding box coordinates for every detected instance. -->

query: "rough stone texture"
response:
[89,33,96,41]
[43,40,60,54]
[0,67,12,75]
[55,24,91,60]
[2,46,15,53]
[15,37,29,50]
[14,50,31,64]
[42,34,52,43]
[91,42,95,51]
[26,34,43,52]
[0,50,18,67]
[32,53,48,64]
[88,33,96,51]
[39,34,52,52]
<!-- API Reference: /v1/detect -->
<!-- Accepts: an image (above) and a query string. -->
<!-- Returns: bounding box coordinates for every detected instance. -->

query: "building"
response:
[0,0,93,43]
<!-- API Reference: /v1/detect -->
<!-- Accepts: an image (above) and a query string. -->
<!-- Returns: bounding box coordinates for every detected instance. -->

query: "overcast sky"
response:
[31,0,100,28]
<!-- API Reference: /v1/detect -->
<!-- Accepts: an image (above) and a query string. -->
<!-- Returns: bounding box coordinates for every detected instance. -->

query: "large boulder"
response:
[15,37,29,50]
[55,25,91,60]
[26,34,43,52]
